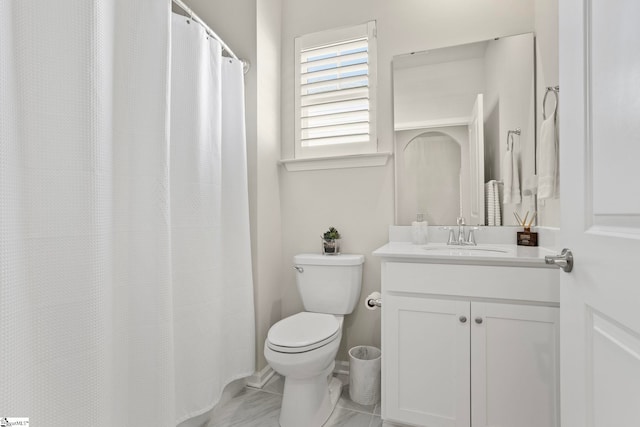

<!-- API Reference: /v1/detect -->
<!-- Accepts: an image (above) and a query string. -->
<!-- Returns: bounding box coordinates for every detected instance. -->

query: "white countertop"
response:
[372,241,558,268]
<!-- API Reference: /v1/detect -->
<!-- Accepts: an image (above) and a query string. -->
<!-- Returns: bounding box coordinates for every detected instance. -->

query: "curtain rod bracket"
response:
[241,59,251,75]
[172,0,240,61]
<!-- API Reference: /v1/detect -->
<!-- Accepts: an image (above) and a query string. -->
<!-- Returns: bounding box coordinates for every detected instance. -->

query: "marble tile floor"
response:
[206,373,405,427]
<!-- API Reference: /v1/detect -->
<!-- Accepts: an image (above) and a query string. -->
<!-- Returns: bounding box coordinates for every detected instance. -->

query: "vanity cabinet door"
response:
[383,295,471,427]
[471,302,560,427]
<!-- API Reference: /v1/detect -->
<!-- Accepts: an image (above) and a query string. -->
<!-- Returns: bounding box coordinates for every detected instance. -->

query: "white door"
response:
[383,296,470,427]
[471,302,560,427]
[560,1,640,426]
[468,94,485,226]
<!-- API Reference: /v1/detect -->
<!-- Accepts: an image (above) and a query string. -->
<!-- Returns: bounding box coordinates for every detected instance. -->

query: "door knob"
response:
[475,317,483,324]
[459,316,467,323]
[544,248,574,273]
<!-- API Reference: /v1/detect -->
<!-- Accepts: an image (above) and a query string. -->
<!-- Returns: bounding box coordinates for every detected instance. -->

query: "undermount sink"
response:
[421,245,510,254]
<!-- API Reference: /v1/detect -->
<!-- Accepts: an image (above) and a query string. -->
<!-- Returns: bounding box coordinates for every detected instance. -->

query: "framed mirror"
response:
[394,33,537,226]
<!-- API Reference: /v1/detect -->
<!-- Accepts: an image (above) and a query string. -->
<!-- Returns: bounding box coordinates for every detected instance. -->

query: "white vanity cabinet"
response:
[380,260,560,427]
[384,295,471,427]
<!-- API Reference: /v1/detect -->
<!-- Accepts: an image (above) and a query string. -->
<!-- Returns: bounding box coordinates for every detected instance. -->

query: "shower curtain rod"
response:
[172,0,244,66]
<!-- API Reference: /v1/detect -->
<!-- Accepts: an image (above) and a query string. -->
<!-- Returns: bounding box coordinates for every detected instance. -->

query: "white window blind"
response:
[294,22,377,159]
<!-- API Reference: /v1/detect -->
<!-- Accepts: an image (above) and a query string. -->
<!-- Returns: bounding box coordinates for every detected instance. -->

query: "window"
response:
[294,21,377,159]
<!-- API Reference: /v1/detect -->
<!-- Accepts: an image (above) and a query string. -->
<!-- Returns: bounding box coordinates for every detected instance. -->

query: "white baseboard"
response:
[246,359,351,389]
[334,359,350,376]
[246,365,276,389]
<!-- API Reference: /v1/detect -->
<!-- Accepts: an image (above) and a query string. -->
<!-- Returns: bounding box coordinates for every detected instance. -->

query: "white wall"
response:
[394,55,485,129]
[484,34,536,225]
[255,0,284,372]
[280,0,535,361]
[535,0,560,226]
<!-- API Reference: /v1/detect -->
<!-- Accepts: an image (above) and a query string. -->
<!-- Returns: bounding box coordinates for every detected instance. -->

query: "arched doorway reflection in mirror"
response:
[400,129,466,225]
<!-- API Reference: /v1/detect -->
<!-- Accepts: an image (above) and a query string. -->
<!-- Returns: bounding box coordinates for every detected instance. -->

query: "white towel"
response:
[494,181,502,225]
[485,182,494,225]
[538,112,558,199]
[485,180,502,226]
[522,175,538,197]
[503,145,522,204]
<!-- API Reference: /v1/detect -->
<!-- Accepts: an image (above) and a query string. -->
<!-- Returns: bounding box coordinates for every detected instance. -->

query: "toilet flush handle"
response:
[293,266,304,273]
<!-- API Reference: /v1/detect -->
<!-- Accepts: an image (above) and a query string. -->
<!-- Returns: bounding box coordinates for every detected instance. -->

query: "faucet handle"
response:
[466,227,480,246]
[441,226,457,245]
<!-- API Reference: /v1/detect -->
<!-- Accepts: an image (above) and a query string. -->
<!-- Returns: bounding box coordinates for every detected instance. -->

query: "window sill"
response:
[280,152,392,172]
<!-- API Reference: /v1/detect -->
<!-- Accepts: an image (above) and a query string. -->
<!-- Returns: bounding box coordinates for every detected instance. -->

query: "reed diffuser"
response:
[514,211,538,247]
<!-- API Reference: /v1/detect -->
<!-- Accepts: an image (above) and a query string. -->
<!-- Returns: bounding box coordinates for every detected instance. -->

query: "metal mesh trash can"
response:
[348,345,381,405]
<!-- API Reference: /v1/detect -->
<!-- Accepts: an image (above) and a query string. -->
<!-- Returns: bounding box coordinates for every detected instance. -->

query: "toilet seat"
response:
[267,312,340,354]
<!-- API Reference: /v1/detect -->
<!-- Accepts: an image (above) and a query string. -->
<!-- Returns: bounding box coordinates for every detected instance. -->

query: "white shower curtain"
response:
[170,14,255,424]
[0,1,255,426]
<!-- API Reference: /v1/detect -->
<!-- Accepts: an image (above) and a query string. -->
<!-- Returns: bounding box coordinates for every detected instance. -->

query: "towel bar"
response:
[506,128,521,150]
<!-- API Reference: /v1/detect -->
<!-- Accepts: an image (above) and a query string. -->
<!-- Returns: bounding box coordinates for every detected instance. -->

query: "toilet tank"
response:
[293,253,364,315]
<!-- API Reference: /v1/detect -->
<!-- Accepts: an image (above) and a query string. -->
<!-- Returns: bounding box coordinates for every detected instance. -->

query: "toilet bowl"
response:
[265,313,344,427]
[264,253,364,427]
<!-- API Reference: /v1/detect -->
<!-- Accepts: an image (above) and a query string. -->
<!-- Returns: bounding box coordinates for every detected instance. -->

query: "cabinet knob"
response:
[475,317,483,324]
[459,316,467,323]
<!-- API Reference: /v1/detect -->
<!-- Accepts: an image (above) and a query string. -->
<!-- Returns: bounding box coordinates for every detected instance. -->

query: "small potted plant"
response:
[321,227,341,255]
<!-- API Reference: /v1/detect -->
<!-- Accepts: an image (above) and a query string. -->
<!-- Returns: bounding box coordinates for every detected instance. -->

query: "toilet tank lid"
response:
[294,253,364,266]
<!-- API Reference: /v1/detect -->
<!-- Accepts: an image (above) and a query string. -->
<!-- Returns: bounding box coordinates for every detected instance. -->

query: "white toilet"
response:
[264,253,364,427]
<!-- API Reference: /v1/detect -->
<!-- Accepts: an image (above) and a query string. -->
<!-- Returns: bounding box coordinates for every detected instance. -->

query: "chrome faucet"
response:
[457,217,466,245]
[442,217,478,246]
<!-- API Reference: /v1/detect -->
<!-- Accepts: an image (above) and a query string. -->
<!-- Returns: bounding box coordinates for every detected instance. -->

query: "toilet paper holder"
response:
[366,293,382,308]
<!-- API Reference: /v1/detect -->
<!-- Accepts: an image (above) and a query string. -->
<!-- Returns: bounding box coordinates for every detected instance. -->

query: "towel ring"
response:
[543,86,559,120]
